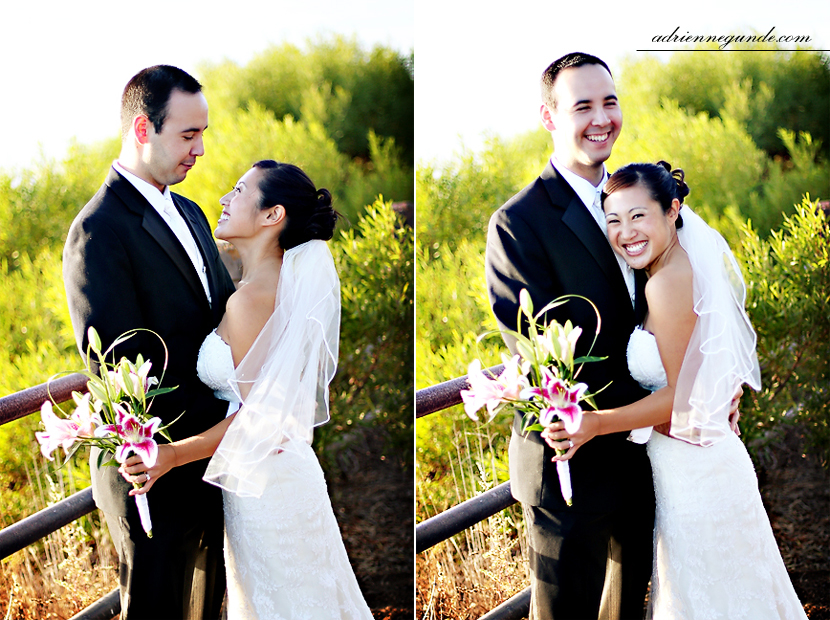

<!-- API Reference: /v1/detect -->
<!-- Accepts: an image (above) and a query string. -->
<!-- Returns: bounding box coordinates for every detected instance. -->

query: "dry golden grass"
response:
[417,506,528,620]
[417,424,529,620]
[0,458,117,620]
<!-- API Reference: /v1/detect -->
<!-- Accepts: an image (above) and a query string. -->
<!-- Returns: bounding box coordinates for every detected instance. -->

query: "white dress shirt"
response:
[113,161,212,305]
[551,157,635,306]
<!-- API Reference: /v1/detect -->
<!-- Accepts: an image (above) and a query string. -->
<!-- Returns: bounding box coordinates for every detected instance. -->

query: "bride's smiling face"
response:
[604,184,679,272]
[215,167,266,241]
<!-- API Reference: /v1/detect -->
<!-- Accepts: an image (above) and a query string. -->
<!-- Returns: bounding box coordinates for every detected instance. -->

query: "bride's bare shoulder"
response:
[644,252,694,319]
[223,282,278,365]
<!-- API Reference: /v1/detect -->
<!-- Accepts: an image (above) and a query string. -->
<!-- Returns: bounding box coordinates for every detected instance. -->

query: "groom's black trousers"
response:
[524,498,654,620]
[104,504,225,620]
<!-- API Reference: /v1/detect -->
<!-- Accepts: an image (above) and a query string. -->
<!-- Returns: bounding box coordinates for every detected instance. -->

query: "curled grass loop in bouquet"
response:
[461,289,609,506]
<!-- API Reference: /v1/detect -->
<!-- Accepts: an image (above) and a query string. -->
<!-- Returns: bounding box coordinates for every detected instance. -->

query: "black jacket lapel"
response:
[107,170,209,306]
[173,194,223,312]
[541,164,633,311]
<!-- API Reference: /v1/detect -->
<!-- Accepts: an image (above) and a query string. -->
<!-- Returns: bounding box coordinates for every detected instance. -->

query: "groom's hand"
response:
[729,386,744,436]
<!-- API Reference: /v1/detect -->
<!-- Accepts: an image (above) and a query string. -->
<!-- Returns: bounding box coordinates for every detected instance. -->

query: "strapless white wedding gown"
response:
[627,328,807,620]
[197,330,374,620]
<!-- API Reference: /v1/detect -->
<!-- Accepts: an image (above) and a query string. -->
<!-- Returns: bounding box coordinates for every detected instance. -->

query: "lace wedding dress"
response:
[197,330,374,620]
[627,327,807,620]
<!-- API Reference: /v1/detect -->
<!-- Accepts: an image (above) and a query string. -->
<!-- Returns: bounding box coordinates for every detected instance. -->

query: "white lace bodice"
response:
[627,327,667,392]
[196,330,237,403]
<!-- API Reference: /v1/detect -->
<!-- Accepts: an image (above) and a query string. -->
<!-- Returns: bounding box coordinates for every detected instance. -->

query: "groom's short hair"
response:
[541,53,612,110]
[121,65,203,140]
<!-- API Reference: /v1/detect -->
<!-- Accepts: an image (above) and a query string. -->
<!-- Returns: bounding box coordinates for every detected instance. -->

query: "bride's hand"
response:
[729,385,743,436]
[119,444,178,495]
[541,412,600,462]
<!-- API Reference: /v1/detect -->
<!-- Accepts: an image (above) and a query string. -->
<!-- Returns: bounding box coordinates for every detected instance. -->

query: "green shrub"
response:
[320,199,413,468]
[199,37,414,163]
[0,139,119,263]
[737,198,830,466]
[618,43,830,160]
[416,135,543,253]
[0,248,83,524]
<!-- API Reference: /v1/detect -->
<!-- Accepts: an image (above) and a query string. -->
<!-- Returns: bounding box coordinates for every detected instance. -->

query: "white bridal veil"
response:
[670,206,761,446]
[204,240,341,496]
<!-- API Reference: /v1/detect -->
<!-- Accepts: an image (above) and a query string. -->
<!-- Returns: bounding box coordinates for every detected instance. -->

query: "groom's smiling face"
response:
[541,64,622,183]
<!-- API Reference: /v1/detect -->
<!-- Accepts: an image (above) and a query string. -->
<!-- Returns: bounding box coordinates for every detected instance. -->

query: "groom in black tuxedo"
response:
[64,65,236,619]
[485,53,655,619]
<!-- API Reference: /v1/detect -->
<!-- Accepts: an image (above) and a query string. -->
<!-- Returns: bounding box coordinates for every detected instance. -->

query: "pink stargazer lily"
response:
[97,407,161,467]
[524,368,587,433]
[460,356,527,422]
[35,396,102,460]
[35,401,82,460]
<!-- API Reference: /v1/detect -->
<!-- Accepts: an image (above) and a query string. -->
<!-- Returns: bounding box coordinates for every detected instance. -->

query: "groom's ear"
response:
[133,115,150,145]
[540,104,556,132]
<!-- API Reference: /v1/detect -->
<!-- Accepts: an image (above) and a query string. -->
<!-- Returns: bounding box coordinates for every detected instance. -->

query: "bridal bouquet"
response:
[461,290,607,506]
[35,327,177,538]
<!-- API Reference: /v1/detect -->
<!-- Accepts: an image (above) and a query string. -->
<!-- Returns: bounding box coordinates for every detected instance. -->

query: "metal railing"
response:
[0,374,120,620]
[416,365,531,620]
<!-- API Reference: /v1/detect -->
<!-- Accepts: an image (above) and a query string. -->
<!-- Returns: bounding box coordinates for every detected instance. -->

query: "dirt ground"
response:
[326,426,414,620]
[758,426,830,619]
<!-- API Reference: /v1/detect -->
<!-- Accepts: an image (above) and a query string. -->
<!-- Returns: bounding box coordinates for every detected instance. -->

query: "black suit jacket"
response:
[486,161,653,513]
[64,167,236,519]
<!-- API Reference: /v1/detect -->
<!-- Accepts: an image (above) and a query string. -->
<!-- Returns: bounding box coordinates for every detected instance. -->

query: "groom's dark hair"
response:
[541,53,612,110]
[121,65,202,139]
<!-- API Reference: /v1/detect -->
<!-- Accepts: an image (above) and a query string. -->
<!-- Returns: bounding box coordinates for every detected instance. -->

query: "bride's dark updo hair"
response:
[601,160,690,229]
[252,160,339,249]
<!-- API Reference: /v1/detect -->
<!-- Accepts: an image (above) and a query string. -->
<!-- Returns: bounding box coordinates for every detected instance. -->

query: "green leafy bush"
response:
[415,238,509,514]
[0,248,82,524]
[737,198,830,466]
[0,139,119,263]
[199,37,414,163]
[618,43,830,160]
[320,199,413,468]
[416,135,544,253]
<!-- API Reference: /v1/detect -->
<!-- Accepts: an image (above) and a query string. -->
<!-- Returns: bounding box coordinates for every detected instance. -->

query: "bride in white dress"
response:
[543,162,807,619]
[121,160,374,619]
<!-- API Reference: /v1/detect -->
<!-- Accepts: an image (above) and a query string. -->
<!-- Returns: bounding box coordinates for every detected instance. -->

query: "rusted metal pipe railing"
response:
[0,373,87,426]
[416,364,503,418]
[0,487,95,560]
[68,589,120,620]
[1,375,118,619]
[416,481,515,553]
[417,365,530,619]
[479,588,532,620]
